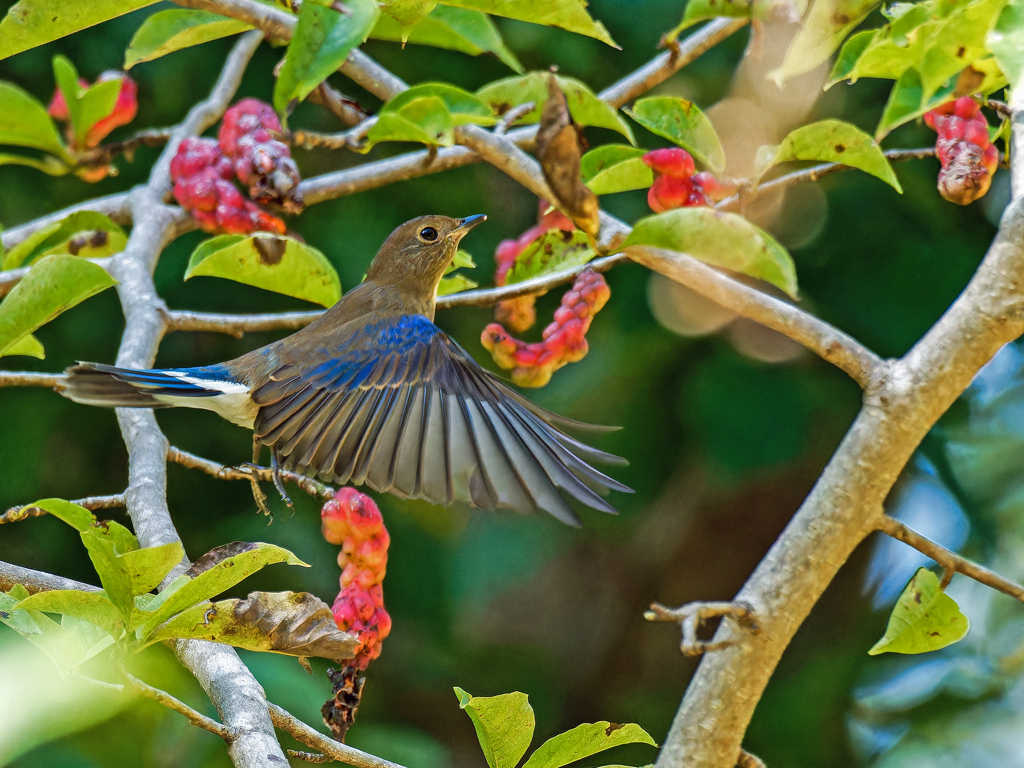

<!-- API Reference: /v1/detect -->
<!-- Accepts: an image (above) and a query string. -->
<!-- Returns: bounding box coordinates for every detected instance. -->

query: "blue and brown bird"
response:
[60,214,631,525]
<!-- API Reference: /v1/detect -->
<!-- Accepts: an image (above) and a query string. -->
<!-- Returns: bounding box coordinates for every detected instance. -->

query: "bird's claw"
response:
[271,451,294,508]
[645,600,759,657]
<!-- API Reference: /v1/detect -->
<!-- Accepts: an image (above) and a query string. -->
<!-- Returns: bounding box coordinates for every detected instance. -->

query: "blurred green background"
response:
[0,1,1020,766]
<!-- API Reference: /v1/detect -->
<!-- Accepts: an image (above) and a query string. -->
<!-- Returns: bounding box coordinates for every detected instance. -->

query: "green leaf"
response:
[671,0,771,34]
[580,144,652,195]
[124,9,253,69]
[1,333,44,359]
[0,152,70,175]
[0,587,94,672]
[81,534,183,618]
[185,233,342,307]
[622,208,798,297]
[368,83,496,147]
[0,0,159,61]
[16,590,124,638]
[53,56,122,149]
[988,0,1024,89]
[144,591,358,662]
[772,0,882,82]
[625,97,724,172]
[522,722,657,768]
[371,6,523,72]
[868,568,970,655]
[477,73,633,142]
[917,0,1008,96]
[439,0,616,47]
[138,541,309,637]
[0,255,117,357]
[454,688,535,768]
[20,497,101,532]
[438,274,479,295]
[505,229,595,285]
[274,0,380,114]
[3,211,128,270]
[756,119,902,192]
[0,81,70,161]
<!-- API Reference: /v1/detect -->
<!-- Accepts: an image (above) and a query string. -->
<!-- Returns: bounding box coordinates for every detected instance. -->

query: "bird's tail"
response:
[61,363,256,427]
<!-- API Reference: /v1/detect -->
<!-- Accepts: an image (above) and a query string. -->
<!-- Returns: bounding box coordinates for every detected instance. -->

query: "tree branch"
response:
[1,194,131,252]
[2,494,125,524]
[267,703,409,768]
[0,560,101,594]
[879,515,1024,600]
[123,671,236,741]
[168,445,335,500]
[0,371,66,387]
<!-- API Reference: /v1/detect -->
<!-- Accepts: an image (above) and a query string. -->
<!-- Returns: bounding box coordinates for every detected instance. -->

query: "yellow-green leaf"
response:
[625,97,724,172]
[757,119,902,192]
[1,333,44,359]
[124,8,253,69]
[868,568,970,655]
[772,0,883,82]
[185,233,342,307]
[505,229,595,285]
[622,208,798,297]
[0,81,70,161]
[440,0,616,47]
[580,144,652,195]
[368,83,496,147]
[0,255,117,357]
[989,0,1024,89]
[3,210,128,270]
[522,722,657,768]
[455,688,535,768]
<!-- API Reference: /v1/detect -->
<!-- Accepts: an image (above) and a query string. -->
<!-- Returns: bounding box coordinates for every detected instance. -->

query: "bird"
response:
[59,214,632,526]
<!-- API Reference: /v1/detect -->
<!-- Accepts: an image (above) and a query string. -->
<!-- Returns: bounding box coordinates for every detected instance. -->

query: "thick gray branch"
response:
[0,561,101,594]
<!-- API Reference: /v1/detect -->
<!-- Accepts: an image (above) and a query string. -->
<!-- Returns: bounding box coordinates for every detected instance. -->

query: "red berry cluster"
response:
[219,98,304,214]
[924,96,999,206]
[482,267,610,388]
[171,137,287,234]
[48,71,138,150]
[492,201,577,334]
[321,488,392,670]
[642,148,732,212]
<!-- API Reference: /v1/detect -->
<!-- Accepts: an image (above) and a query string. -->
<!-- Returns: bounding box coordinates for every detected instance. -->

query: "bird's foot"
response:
[270,451,294,509]
[237,461,274,521]
[645,600,759,657]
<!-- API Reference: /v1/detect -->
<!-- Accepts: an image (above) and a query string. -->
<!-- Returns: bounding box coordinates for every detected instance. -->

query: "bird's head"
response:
[365,214,486,295]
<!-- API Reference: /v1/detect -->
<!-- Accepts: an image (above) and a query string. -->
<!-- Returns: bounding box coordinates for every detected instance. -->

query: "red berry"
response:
[642,148,695,178]
[953,96,980,120]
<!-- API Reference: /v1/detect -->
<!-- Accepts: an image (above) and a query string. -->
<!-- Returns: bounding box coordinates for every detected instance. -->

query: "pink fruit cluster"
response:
[321,488,392,670]
[642,148,731,212]
[482,267,610,388]
[492,201,577,334]
[48,71,138,150]
[924,96,999,206]
[171,137,287,235]
[219,98,304,214]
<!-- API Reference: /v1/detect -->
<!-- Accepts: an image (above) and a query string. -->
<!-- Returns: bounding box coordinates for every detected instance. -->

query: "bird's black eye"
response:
[419,226,439,242]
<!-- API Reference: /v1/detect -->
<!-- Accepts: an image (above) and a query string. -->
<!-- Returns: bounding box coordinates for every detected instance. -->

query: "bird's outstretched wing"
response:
[251,314,631,525]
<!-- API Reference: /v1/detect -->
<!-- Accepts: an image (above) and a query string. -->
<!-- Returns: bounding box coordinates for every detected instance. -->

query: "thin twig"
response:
[0,560,101,594]
[0,371,66,388]
[2,493,125,524]
[124,671,236,741]
[290,118,377,151]
[646,601,759,656]
[165,308,321,337]
[879,515,1024,602]
[268,703,408,768]
[168,445,335,500]
[716,148,938,212]
[308,81,368,127]
[75,128,175,168]
[288,751,332,763]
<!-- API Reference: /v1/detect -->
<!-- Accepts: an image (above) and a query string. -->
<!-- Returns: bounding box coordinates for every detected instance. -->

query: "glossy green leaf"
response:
[506,229,595,285]
[0,255,117,357]
[869,568,970,655]
[185,233,342,307]
[580,144,652,195]
[988,0,1024,89]
[1,333,44,359]
[522,722,657,768]
[81,534,183,618]
[477,73,633,141]
[0,0,159,61]
[124,9,253,69]
[622,208,798,297]
[0,152,69,175]
[772,0,882,82]
[138,542,309,637]
[368,83,496,147]
[439,0,616,46]
[53,55,122,149]
[0,587,92,672]
[454,688,536,768]
[875,67,956,139]
[274,0,380,114]
[757,120,902,192]
[625,97,724,172]
[371,6,523,72]
[3,211,127,270]
[16,590,124,638]
[144,591,358,662]
[0,81,70,160]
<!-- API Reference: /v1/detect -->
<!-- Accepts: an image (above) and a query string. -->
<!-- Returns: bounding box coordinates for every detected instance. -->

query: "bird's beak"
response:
[452,214,487,237]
